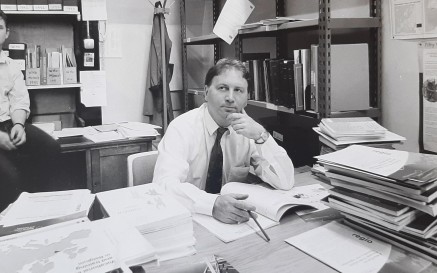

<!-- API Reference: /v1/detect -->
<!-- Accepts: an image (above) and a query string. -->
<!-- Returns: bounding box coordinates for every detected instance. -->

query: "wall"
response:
[381,1,420,152]
[102,0,182,123]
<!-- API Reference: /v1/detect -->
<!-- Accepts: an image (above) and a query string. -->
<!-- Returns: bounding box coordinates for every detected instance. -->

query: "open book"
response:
[193,183,329,243]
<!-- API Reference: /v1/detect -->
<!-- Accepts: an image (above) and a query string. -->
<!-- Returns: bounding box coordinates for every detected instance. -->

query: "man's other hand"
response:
[212,193,256,224]
[10,125,26,146]
[0,131,16,150]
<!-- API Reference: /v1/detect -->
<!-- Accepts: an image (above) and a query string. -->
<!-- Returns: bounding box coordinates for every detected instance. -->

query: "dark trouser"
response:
[0,120,61,211]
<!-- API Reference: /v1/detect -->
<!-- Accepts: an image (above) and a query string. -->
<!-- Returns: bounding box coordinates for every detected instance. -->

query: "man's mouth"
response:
[222,106,237,113]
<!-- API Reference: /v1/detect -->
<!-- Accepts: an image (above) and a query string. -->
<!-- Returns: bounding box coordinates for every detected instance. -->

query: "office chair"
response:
[127,151,158,187]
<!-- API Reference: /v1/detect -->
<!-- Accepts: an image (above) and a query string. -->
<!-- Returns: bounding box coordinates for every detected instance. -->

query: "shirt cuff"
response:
[194,193,219,216]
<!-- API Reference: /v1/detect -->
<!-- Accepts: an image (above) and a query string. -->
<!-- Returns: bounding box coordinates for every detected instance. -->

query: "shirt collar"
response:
[0,51,7,63]
[203,103,233,136]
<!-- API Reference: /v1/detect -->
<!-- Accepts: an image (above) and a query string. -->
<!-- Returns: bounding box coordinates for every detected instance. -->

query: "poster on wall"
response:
[390,0,437,40]
[419,41,437,154]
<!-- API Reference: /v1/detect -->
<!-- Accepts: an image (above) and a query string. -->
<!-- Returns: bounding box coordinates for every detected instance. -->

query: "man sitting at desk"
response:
[0,11,60,211]
[153,58,294,224]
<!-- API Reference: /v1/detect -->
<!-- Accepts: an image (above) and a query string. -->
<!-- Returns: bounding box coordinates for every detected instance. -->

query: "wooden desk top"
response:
[143,171,338,273]
[57,135,156,152]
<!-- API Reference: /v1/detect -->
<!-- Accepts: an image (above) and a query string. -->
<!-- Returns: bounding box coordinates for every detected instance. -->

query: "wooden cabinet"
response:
[58,137,154,193]
[179,0,381,166]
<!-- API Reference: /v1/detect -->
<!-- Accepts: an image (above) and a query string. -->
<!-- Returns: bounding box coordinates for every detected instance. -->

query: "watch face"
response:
[256,131,269,144]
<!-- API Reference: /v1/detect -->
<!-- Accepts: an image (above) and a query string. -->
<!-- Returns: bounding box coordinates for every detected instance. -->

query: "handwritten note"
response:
[80,71,107,107]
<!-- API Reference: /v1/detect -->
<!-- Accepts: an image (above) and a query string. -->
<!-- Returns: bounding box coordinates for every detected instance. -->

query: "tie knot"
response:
[216,127,227,139]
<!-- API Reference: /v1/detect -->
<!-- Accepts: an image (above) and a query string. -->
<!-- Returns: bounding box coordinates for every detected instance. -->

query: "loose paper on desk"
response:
[285,221,432,273]
[213,0,254,44]
[80,70,107,107]
[81,0,107,21]
[193,213,278,243]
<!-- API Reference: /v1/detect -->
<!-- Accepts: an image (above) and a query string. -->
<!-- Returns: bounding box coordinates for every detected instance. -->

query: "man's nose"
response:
[225,90,235,102]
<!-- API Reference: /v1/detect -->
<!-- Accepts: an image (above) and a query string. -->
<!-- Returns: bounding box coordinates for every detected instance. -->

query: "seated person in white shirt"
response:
[153,58,294,224]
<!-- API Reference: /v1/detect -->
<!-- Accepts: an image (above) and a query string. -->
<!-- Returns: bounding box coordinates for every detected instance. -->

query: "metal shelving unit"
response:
[180,0,382,120]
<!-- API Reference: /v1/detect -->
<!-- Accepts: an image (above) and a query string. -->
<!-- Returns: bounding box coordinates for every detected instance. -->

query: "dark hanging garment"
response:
[143,1,173,126]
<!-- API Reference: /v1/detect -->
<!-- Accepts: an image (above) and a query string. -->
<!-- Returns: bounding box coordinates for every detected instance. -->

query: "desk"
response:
[57,136,155,193]
[143,171,437,273]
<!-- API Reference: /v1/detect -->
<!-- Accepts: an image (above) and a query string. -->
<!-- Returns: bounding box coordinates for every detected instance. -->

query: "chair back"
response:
[127,151,158,187]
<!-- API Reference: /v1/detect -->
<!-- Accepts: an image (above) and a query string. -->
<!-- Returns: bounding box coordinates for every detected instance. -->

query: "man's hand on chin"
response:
[212,193,256,224]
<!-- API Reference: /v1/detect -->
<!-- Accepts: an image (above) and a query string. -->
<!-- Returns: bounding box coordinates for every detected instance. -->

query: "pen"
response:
[248,210,270,242]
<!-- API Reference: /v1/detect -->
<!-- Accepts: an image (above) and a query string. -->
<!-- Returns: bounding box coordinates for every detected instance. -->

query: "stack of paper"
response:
[0,189,95,236]
[319,117,387,141]
[96,184,196,262]
[117,121,160,139]
[0,218,156,272]
[314,117,405,154]
[316,145,437,263]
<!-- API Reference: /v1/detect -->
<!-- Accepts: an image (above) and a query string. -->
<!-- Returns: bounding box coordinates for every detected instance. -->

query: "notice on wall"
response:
[80,70,107,107]
[81,0,107,21]
[390,0,437,39]
[419,41,437,154]
[213,0,254,45]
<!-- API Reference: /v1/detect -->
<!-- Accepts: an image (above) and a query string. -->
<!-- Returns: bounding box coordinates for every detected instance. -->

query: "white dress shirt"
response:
[153,103,294,216]
[0,51,30,122]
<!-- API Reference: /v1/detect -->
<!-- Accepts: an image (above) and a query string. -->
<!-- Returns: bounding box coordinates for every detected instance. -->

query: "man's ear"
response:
[204,85,208,102]
[5,28,9,39]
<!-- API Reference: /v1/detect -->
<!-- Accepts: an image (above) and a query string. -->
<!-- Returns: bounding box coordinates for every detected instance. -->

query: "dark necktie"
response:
[205,127,228,194]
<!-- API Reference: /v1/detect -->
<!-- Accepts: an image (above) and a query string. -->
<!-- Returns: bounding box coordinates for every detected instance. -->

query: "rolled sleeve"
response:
[252,136,295,190]
[8,63,30,118]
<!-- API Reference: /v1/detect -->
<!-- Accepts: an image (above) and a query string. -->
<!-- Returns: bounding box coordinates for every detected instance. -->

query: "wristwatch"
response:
[255,131,269,144]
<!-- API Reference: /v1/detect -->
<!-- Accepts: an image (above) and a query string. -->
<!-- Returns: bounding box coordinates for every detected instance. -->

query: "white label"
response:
[33,5,49,10]
[48,4,62,10]
[1,5,18,11]
[272,131,283,142]
[17,5,33,10]
[9,44,25,50]
[64,6,78,12]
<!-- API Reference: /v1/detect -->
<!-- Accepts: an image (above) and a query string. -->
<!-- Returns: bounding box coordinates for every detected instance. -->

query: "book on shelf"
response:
[300,48,311,110]
[33,0,48,11]
[310,44,318,111]
[0,189,95,236]
[310,43,370,112]
[193,182,329,243]
[17,0,33,10]
[1,0,18,11]
[285,221,433,272]
[0,218,156,272]
[8,43,26,77]
[47,0,62,10]
[96,183,196,262]
[62,0,78,12]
